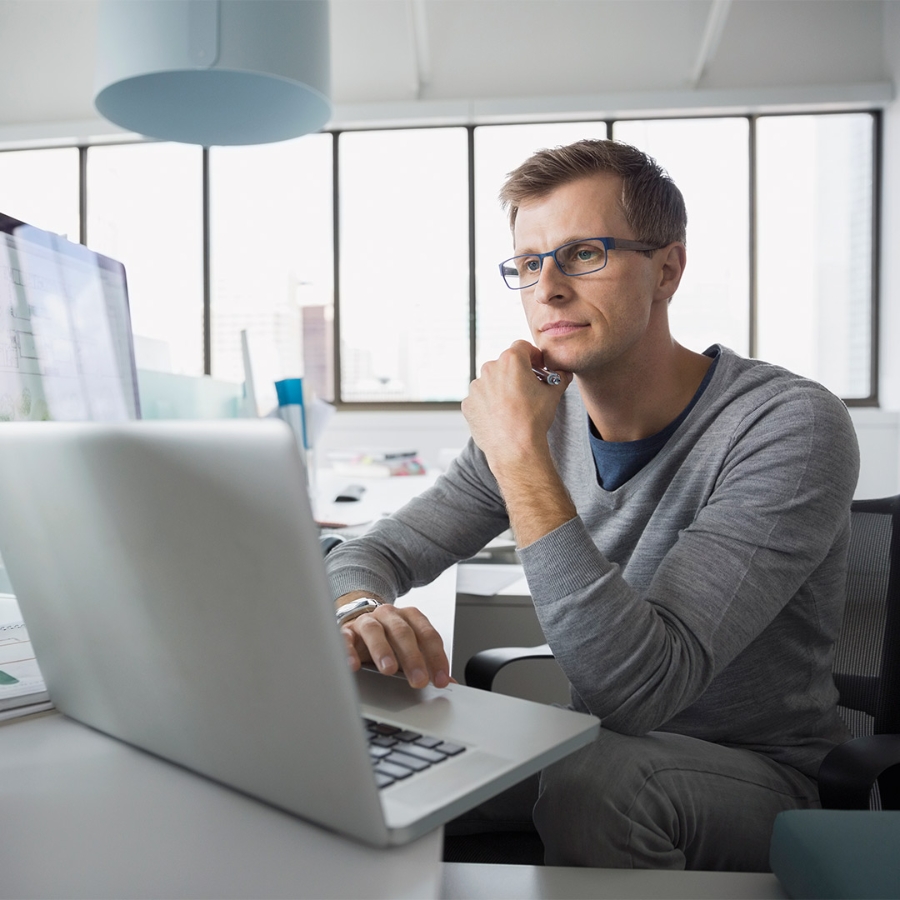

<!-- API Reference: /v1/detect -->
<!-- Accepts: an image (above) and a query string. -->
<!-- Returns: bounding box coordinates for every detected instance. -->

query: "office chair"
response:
[319,534,346,556]
[457,496,900,862]
[818,495,900,809]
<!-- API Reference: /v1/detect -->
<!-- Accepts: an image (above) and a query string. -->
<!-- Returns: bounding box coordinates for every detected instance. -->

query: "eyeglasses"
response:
[498,237,662,290]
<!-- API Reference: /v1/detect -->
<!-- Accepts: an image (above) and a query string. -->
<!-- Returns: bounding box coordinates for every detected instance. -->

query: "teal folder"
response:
[770,809,900,899]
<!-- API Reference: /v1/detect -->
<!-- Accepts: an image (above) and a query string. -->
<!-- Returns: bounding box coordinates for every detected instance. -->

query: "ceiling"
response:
[0,0,892,139]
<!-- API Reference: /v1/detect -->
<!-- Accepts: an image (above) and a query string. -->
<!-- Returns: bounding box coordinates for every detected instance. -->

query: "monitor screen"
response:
[0,212,140,422]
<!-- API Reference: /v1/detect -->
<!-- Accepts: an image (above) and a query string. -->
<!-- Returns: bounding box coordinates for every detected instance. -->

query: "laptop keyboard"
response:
[363,717,467,788]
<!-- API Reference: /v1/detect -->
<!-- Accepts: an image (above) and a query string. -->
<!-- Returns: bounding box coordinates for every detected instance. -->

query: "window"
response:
[209,134,333,396]
[756,113,875,400]
[87,142,204,377]
[338,128,470,402]
[1,109,879,405]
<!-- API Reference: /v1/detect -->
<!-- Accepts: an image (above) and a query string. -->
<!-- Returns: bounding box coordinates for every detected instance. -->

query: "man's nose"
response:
[532,255,568,304]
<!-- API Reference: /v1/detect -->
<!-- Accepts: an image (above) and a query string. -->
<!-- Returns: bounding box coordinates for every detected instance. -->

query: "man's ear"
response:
[654,243,686,302]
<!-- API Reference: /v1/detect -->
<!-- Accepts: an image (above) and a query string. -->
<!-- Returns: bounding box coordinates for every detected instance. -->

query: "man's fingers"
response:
[342,605,450,689]
[352,611,403,676]
[371,607,431,688]
[340,626,364,672]
[399,607,452,688]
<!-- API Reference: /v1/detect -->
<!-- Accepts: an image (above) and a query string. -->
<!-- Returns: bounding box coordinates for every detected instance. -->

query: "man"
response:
[326,139,859,870]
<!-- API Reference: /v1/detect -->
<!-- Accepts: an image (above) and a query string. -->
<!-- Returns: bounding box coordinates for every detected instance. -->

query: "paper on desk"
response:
[496,575,531,597]
[456,564,525,596]
[0,595,51,715]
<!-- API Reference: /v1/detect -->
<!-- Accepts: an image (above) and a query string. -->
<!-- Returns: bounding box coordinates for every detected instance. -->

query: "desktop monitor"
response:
[0,212,141,422]
[241,327,282,418]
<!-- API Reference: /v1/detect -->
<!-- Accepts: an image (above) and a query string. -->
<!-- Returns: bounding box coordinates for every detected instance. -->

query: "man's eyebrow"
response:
[512,235,597,254]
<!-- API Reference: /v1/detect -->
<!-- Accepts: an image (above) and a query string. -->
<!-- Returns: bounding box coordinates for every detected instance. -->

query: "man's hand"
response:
[336,594,452,689]
[462,341,571,475]
[461,341,577,548]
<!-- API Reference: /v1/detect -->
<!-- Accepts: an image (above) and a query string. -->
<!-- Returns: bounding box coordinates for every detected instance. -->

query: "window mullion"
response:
[202,147,211,376]
[748,114,758,359]
[468,126,477,383]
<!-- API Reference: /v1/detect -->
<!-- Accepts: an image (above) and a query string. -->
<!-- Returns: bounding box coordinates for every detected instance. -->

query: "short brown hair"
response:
[499,139,687,249]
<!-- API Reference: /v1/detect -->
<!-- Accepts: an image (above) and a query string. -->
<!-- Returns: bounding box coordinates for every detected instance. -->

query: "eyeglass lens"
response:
[502,239,608,289]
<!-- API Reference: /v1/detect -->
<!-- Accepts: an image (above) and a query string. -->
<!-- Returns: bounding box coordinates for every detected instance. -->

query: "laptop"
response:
[0,418,599,847]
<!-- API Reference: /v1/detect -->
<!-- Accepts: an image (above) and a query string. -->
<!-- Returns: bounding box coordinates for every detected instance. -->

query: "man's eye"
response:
[574,247,601,262]
[519,258,541,274]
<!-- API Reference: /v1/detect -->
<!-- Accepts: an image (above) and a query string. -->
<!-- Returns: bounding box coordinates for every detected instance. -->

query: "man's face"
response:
[512,173,665,378]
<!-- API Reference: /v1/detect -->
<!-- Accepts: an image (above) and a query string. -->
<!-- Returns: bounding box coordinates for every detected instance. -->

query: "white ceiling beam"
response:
[689,0,733,88]
[407,0,432,100]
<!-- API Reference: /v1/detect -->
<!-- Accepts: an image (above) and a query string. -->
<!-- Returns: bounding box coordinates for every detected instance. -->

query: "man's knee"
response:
[538,729,679,815]
[533,730,820,870]
[534,729,683,867]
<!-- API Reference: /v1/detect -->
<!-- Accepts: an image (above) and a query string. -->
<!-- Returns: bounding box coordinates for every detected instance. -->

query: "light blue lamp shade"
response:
[93,0,331,146]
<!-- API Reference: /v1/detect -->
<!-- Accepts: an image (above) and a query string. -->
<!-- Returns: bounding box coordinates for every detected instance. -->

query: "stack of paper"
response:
[331,451,426,478]
[0,593,52,720]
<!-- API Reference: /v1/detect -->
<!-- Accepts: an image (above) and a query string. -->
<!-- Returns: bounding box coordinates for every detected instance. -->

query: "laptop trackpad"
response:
[355,667,448,714]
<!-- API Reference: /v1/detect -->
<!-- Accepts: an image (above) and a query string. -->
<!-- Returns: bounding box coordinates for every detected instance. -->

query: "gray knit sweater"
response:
[326,347,860,778]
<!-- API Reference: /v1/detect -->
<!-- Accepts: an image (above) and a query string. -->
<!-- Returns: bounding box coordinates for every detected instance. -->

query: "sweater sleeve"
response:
[519,381,860,735]
[325,438,510,602]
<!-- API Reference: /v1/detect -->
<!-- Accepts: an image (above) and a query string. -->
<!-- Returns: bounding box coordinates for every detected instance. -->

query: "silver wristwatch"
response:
[335,597,382,626]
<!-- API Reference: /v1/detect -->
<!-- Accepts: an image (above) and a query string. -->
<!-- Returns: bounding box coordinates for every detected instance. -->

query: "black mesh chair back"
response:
[819,496,900,809]
[834,497,900,739]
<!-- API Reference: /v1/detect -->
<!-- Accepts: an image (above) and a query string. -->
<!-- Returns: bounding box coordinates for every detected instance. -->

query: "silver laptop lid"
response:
[0,419,389,845]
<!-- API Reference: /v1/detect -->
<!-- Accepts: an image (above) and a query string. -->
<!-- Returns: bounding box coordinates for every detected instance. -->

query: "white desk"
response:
[441,862,787,899]
[0,712,443,900]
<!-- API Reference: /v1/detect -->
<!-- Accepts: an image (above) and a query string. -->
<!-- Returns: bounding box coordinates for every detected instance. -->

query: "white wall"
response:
[317,409,469,472]
[850,409,900,498]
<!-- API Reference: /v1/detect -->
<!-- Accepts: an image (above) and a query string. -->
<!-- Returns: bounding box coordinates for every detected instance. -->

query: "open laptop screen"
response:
[0,212,140,422]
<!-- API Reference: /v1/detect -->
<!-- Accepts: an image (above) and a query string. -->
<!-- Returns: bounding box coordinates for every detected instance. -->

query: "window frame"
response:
[2,107,881,408]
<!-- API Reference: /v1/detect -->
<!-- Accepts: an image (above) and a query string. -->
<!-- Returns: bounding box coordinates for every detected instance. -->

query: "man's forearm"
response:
[491,445,577,548]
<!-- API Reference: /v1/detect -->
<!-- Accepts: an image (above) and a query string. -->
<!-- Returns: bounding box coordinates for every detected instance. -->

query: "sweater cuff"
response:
[327,566,398,605]
[517,516,615,601]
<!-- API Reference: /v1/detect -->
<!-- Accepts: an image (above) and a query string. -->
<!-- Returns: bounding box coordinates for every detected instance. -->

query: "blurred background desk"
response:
[314,468,439,534]
[454,567,569,704]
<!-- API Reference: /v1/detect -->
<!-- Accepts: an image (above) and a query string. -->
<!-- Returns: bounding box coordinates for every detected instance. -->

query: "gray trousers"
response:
[452,728,821,871]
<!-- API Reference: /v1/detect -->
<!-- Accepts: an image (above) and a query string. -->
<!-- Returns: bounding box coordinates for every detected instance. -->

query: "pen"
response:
[532,366,562,386]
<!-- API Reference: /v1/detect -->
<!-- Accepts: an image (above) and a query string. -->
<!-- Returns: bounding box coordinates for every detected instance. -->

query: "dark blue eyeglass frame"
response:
[499,236,662,290]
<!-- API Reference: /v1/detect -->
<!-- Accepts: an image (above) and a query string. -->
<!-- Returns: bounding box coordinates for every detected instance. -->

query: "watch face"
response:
[336,598,379,623]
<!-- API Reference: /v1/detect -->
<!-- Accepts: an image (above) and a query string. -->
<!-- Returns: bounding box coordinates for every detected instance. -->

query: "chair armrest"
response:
[818,734,900,809]
[464,643,554,691]
[319,534,345,556]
